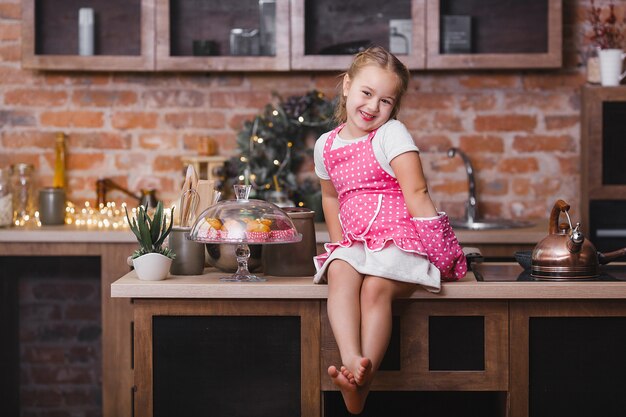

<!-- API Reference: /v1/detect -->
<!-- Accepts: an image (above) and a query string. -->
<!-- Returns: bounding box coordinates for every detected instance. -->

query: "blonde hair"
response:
[334,46,410,124]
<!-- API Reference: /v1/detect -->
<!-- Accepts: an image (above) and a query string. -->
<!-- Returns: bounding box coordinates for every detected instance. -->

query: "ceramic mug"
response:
[599,49,626,86]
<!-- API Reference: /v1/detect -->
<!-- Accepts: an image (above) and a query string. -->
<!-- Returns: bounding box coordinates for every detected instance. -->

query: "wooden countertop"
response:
[1,220,546,245]
[0,224,136,243]
[111,264,626,300]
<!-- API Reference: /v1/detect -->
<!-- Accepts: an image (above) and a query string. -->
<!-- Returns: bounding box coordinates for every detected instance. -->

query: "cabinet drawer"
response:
[321,300,509,391]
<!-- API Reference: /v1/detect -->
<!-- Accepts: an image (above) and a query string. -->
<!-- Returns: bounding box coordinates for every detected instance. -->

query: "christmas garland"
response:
[225,90,336,208]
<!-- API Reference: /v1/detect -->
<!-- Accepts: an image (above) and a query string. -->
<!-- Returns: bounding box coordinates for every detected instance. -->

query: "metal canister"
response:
[262,207,317,276]
[229,28,259,56]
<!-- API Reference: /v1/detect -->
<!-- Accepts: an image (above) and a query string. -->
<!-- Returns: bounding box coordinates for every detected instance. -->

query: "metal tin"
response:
[38,187,66,225]
[262,208,316,276]
[169,227,206,275]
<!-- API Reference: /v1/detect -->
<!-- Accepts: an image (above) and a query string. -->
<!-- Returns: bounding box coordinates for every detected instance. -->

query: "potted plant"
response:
[587,0,626,86]
[125,202,176,281]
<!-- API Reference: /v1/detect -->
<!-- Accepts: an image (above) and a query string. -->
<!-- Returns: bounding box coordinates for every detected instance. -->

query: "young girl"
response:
[313,46,467,414]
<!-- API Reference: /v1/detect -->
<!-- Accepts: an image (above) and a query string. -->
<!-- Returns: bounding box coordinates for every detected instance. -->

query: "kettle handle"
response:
[549,199,570,234]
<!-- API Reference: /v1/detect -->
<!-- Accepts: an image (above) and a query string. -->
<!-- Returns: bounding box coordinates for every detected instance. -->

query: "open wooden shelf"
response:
[21,0,155,71]
[21,0,562,72]
[155,0,290,71]
[426,0,562,69]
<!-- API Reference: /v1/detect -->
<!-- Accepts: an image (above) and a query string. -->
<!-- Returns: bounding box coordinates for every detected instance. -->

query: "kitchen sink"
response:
[446,148,536,231]
[450,218,535,230]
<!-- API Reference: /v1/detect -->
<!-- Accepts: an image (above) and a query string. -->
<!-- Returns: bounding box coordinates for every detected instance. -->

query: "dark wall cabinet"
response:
[510,301,626,417]
[22,0,562,71]
[581,87,626,246]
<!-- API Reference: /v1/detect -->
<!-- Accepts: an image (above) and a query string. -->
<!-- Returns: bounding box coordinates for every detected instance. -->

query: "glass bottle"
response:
[53,132,66,189]
[11,163,35,226]
[586,45,601,84]
[0,167,12,227]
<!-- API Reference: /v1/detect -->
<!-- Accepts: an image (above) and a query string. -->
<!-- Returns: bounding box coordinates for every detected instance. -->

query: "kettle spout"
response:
[598,247,626,264]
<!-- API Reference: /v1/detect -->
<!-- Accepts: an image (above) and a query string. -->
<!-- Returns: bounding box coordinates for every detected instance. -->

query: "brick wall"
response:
[0,0,611,219]
[13,256,102,417]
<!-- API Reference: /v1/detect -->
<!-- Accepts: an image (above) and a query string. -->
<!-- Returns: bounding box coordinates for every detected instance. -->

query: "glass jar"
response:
[0,167,12,227]
[10,163,36,226]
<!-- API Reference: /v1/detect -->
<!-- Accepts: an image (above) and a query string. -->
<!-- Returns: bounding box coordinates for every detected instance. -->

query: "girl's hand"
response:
[411,213,467,281]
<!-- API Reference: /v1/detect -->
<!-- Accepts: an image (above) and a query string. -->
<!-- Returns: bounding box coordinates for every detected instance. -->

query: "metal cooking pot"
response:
[531,200,626,280]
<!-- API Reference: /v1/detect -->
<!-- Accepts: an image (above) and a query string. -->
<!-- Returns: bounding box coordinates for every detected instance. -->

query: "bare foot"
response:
[328,365,368,414]
[352,357,373,386]
[340,365,355,385]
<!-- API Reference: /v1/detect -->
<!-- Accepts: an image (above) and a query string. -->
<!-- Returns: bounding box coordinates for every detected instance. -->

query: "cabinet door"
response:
[133,299,320,417]
[21,0,155,71]
[321,300,509,392]
[155,0,290,71]
[425,0,562,69]
[290,0,426,71]
[510,300,626,417]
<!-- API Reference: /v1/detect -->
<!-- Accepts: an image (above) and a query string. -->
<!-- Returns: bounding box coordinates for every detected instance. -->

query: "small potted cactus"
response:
[125,202,175,281]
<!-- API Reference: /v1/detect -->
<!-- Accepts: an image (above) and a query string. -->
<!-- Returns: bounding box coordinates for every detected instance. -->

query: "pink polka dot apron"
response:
[313,124,467,281]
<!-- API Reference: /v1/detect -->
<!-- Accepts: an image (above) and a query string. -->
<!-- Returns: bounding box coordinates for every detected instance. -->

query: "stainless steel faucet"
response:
[447,147,478,224]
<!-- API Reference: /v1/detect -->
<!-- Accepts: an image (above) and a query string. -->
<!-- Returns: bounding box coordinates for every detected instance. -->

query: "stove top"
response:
[473,263,626,282]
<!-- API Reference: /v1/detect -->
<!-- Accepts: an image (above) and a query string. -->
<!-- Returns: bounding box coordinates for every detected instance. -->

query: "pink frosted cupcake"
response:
[270,229,296,241]
[246,231,270,242]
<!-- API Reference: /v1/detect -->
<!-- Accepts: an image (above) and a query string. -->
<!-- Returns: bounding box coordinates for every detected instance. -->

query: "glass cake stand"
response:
[189,185,301,282]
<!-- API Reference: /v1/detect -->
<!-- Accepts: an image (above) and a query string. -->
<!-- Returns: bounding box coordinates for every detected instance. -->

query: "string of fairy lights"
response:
[16,201,174,230]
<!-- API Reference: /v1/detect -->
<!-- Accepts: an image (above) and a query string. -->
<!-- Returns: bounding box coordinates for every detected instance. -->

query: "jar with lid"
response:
[0,167,12,227]
[10,163,36,226]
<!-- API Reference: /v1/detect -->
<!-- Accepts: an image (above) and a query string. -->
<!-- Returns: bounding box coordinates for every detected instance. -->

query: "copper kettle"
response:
[531,200,626,280]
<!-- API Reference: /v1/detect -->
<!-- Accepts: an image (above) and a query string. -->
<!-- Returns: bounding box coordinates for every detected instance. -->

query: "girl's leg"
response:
[357,276,416,385]
[326,259,365,414]
[326,259,365,371]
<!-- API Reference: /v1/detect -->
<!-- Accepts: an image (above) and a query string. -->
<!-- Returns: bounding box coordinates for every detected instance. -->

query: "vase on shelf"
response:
[599,48,626,86]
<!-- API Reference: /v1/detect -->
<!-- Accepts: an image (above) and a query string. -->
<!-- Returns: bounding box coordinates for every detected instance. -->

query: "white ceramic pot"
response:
[132,253,173,281]
[599,48,626,86]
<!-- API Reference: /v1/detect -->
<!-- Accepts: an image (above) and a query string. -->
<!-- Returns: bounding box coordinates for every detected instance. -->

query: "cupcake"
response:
[270,229,296,241]
[220,219,246,240]
[245,218,270,242]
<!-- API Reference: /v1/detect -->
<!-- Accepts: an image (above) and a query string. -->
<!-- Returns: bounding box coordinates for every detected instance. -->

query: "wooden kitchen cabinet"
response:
[581,86,626,231]
[321,300,509,392]
[132,299,320,417]
[289,0,426,71]
[509,300,626,417]
[22,0,562,72]
[114,269,626,417]
[21,0,155,71]
[0,240,137,417]
[321,300,509,416]
[425,0,562,69]
[154,0,290,71]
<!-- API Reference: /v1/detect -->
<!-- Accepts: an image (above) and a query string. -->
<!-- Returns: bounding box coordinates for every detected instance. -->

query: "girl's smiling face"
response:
[341,64,400,139]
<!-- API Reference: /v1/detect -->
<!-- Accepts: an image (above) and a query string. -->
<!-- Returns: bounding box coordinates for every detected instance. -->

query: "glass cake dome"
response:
[189,185,302,282]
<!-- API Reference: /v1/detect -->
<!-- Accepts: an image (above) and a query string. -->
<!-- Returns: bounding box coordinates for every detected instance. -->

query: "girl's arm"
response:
[392,151,468,280]
[320,179,343,242]
[391,151,438,218]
